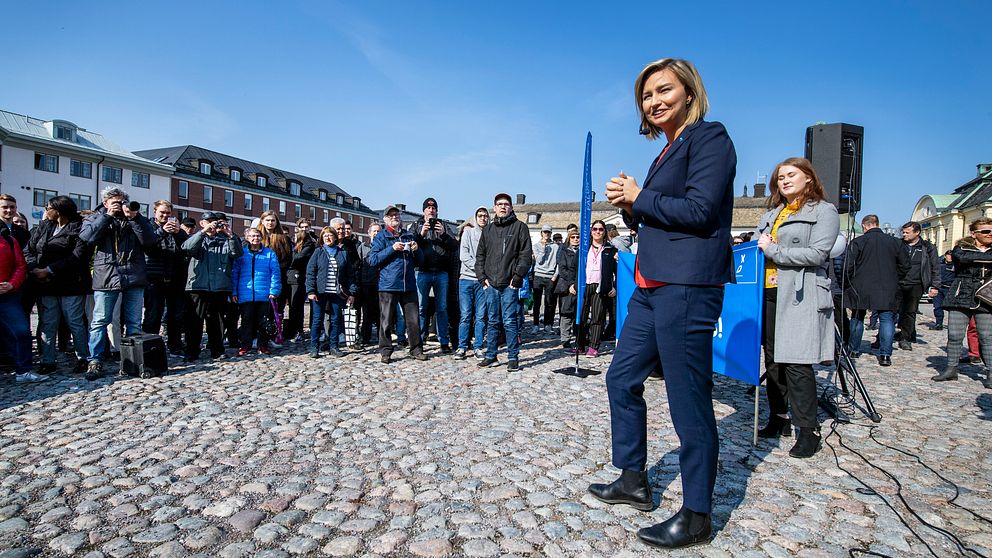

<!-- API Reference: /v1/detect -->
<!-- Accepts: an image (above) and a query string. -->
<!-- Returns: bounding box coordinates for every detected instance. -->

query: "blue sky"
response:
[1,0,989,227]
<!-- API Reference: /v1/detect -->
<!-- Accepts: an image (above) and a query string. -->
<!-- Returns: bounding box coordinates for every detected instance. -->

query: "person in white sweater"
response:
[455,206,489,359]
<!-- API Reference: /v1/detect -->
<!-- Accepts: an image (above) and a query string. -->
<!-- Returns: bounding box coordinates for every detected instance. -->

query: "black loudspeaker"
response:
[804,123,863,214]
[121,333,168,378]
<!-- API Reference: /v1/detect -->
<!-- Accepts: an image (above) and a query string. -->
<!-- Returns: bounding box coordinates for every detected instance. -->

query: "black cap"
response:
[202,211,228,222]
[494,192,512,205]
[180,217,196,227]
[423,197,438,210]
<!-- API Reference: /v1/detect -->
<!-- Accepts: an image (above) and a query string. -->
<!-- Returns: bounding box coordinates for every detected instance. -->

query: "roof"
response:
[0,109,171,171]
[929,194,961,211]
[135,145,375,214]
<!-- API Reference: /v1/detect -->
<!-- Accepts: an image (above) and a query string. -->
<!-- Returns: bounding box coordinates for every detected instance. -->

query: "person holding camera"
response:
[368,205,427,363]
[143,200,190,356]
[79,188,157,379]
[414,197,457,353]
[232,227,282,356]
[182,212,243,362]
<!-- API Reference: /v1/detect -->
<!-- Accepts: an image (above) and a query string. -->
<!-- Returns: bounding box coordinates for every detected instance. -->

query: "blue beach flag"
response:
[575,133,593,322]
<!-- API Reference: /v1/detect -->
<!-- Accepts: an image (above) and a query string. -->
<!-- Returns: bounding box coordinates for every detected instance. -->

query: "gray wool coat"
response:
[757,200,840,364]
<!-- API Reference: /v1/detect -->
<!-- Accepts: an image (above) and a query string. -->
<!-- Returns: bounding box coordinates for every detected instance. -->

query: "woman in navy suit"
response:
[589,58,736,549]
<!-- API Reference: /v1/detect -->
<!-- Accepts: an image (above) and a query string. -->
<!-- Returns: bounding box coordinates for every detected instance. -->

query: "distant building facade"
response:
[912,163,992,254]
[135,145,378,238]
[0,109,172,225]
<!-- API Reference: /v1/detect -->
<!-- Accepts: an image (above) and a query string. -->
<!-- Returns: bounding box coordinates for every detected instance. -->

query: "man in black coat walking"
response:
[897,221,940,349]
[843,214,910,366]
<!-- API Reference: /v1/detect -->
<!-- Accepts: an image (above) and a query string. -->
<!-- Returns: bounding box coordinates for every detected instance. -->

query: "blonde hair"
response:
[634,58,709,141]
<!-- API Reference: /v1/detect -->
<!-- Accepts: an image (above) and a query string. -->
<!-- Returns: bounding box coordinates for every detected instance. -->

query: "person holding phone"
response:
[143,200,190,356]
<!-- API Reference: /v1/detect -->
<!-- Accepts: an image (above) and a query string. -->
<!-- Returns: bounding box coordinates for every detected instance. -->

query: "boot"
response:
[983,375,992,389]
[637,506,712,549]
[789,428,822,458]
[757,414,791,438]
[931,368,958,382]
[588,469,653,511]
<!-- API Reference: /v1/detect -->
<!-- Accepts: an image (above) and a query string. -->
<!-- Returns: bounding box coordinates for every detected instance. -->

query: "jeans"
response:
[458,279,486,351]
[89,288,144,362]
[0,294,32,373]
[849,309,894,356]
[311,294,344,350]
[486,285,520,360]
[417,270,449,346]
[39,295,89,364]
[143,280,186,352]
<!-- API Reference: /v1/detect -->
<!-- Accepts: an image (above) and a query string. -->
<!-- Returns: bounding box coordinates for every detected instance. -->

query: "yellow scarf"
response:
[764,201,801,288]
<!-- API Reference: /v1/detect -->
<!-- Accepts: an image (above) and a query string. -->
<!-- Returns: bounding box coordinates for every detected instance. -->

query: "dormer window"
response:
[318,189,327,201]
[336,194,344,205]
[257,174,267,188]
[230,168,241,182]
[353,197,361,209]
[527,213,540,224]
[54,125,75,142]
[289,181,301,196]
[199,162,212,175]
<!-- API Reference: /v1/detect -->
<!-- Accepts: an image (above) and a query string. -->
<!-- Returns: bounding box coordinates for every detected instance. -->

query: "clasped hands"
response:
[605,172,640,213]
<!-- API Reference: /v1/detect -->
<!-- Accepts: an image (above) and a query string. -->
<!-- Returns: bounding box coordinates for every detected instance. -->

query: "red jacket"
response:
[0,235,26,291]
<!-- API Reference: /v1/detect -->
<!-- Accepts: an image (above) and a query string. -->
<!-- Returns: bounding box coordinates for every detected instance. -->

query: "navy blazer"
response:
[623,120,737,285]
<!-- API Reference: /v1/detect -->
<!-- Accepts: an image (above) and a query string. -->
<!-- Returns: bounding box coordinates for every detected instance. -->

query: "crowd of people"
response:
[0,189,637,383]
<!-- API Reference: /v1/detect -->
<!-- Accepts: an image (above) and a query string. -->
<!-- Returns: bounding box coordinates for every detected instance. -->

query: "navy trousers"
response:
[606,284,724,514]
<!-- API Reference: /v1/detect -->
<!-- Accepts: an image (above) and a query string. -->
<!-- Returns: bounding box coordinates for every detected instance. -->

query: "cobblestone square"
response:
[1,311,990,557]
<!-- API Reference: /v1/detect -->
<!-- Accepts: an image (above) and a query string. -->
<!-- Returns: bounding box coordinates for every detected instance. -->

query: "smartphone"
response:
[168,217,178,224]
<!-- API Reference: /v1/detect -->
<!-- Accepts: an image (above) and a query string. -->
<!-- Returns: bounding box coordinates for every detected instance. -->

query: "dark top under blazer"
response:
[622,120,737,285]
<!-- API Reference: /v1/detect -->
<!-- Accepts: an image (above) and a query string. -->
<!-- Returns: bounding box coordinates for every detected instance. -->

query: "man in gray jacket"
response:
[80,187,156,379]
[456,206,489,359]
[182,212,243,362]
[531,224,559,335]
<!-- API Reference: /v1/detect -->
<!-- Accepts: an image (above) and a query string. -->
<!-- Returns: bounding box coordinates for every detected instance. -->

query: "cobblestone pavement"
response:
[1,309,990,557]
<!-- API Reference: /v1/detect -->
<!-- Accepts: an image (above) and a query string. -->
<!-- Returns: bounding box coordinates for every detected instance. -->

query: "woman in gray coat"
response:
[756,157,839,458]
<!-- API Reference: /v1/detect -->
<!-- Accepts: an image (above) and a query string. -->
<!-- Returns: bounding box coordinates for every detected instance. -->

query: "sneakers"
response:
[928,324,944,330]
[478,357,499,367]
[15,372,47,383]
[309,349,320,359]
[474,349,486,360]
[454,348,467,360]
[507,359,520,371]
[544,325,555,334]
[238,347,251,357]
[85,361,102,381]
[586,348,600,358]
[565,347,582,355]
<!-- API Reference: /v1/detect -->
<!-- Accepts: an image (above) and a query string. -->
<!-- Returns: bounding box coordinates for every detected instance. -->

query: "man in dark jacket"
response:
[357,222,381,347]
[898,221,940,349]
[368,206,427,363]
[930,250,955,331]
[475,193,533,371]
[143,200,190,356]
[414,197,457,353]
[844,214,910,366]
[80,188,157,378]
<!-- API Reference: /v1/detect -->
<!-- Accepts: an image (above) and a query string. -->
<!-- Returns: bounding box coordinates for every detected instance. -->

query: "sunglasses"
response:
[975,229,992,235]
[591,227,605,231]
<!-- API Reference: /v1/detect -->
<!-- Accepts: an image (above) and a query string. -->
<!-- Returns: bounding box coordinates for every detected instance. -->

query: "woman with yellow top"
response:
[756,157,839,458]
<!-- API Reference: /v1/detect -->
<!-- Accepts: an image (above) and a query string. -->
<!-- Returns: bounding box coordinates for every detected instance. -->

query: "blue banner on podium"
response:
[615,242,763,385]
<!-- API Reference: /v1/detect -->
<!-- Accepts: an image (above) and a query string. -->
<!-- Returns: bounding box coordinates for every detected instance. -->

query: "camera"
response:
[403,241,412,251]
[127,201,141,212]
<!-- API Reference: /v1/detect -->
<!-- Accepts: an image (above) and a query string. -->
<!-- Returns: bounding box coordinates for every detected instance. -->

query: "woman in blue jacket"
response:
[306,226,356,358]
[232,227,282,356]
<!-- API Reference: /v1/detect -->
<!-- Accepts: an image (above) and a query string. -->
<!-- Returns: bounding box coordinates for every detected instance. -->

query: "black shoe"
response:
[309,350,320,359]
[960,356,973,363]
[970,356,984,365]
[326,348,343,357]
[478,357,499,368]
[168,348,185,356]
[84,361,102,381]
[381,354,391,364]
[928,324,944,330]
[898,340,912,351]
[588,469,653,511]
[37,363,57,374]
[183,356,199,364]
[757,415,792,438]
[789,428,822,458]
[637,506,712,549]
[507,359,519,371]
[73,359,88,374]
[397,340,408,348]
[931,368,958,381]
[878,355,891,366]
[439,345,452,354]
[412,353,428,361]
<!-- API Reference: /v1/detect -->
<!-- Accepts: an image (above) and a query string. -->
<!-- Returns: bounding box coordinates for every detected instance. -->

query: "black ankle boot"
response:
[757,415,791,438]
[587,469,653,511]
[637,506,712,549]
[789,427,822,458]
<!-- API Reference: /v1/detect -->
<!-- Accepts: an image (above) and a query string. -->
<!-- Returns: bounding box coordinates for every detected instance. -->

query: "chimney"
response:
[395,203,406,211]
[979,163,992,177]
[743,184,749,197]
[516,193,526,205]
[753,182,766,198]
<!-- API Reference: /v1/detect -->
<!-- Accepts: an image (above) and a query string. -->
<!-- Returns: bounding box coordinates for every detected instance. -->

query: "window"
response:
[138,203,150,217]
[178,180,189,199]
[203,185,213,204]
[230,169,241,182]
[178,209,188,220]
[294,204,301,217]
[70,160,92,178]
[353,199,360,209]
[279,200,286,215]
[199,162,212,175]
[290,182,301,196]
[33,188,58,207]
[318,189,327,201]
[335,211,340,218]
[132,172,150,189]
[68,193,92,212]
[336,194,344,205]
[262,197,270,212]
[310,207,316,221]
[102,166,123,183]
[55,125,75,141]
[257,175,267,188]
[225,190,233,207]
[527,213,539,224]
[244,194,253,211]
[34,153,58,173]
[322,210,329,223]
[943,229,948,241]
[243,219,251,228]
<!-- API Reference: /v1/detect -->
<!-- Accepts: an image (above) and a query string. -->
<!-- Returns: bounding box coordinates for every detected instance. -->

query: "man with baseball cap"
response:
[475,193,532,371]
[531,223,559,335]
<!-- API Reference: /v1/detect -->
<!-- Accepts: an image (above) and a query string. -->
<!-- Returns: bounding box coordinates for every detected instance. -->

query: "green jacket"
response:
[183,231,243,292]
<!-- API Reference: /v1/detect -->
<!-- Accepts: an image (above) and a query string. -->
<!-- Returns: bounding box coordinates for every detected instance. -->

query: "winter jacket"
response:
[943,242,992,313]
[843,228,910,311]
[459,225,483,281]
[368,225,422,292]
[145,223,190,282]
[554,245,578,314]
[0,232,26,291]
[287,233,317,286]
[80,210,157,291]
[232,246,282,302]
[533,240,559,279]
[183,231,244,292]
[306,244,357,297]
[414,218,457,273]
[475,211,532,289]
[901,238,940,290]
[938,258,956,290]
[357,241,378,287]
[26,219,92,297]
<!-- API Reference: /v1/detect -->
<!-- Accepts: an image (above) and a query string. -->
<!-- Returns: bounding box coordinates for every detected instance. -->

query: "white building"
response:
[0,110,172,225]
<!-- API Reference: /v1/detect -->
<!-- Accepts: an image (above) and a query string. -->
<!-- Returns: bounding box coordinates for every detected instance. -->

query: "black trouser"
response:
[832,294,849,350]
[143,279,186,352]
[762,288,818,429]
[186,291,229,358]
[897,284,924,343]
[532,276,556,327]
[238,301,271,348]
[578,283,607,350]
[223,299,240,346]
[284,280,307,339]
[358,284,379,344]
[378,291,422,356]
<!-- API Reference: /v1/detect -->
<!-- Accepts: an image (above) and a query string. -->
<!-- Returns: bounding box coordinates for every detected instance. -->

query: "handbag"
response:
[975,279,992,307]
[268,299,284,344]
[343,304,358,346]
